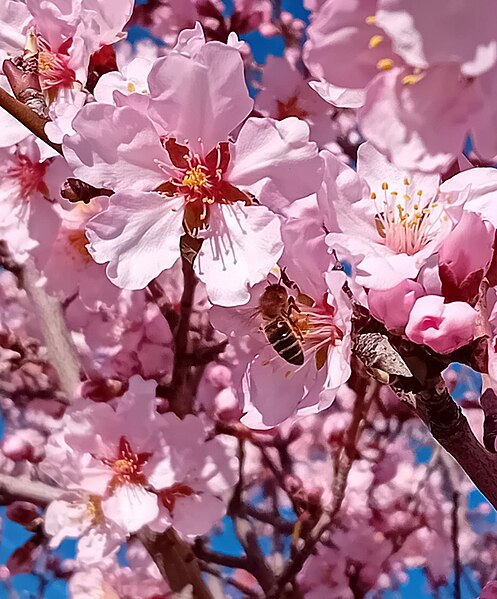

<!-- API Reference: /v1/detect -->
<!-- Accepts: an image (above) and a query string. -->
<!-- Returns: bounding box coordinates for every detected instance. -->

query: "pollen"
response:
[37,50,54,73]
[67,230,92,262]
[127,81,136,92]
[377,58,394,71]
[182,166,208,189]
[369,35,383,48]
[402,73,423,85]
[366,15,377,24]
[371,192,377,200]
[381,182,389,190]
[86,496,105,525]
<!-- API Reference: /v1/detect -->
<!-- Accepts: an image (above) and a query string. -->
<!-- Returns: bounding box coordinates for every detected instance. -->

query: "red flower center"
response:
[33,35,76,92]
[7,153,48,199]
[157,138,251,234]
[159,482,194,515]
[101,436,152,492]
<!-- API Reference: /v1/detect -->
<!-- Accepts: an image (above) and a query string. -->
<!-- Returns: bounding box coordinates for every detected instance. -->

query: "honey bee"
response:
[257,282,304,366]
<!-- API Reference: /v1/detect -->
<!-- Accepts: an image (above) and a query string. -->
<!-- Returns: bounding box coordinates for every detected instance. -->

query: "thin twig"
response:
[265,379,377,598]
[452,491,461,599]
[193,540,250,570]
[199,562,260,598]
[229,440,276,593]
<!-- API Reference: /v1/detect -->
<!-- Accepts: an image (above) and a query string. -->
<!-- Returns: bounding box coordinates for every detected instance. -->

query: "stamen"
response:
[369,35,383,48]
[377,58,394,71]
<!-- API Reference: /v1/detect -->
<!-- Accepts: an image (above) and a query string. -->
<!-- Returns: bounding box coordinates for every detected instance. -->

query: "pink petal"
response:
[63,103,166,193]
[148,41,253,154]
[86,191,184,290]
[228,117,323,205]
[195,203,283,306]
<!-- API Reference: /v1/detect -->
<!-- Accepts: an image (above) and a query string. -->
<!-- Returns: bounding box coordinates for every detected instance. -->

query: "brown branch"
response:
[199,562,260,598]
[0,87,61,154]
[167,256,198,418]
[147,278,180,333]
[393,378,497,510]
[228,441,275,593]
[0,474,61,507]
[265,378,377,598]
[193,540,249,570]
[138,528,213,599]
[19,260,81,399]
[452,491,461,599]
[241,504,296,535]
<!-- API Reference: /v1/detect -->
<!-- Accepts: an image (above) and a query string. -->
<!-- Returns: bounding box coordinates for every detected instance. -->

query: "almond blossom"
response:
[63,25,323,306]
[324,142,461,290]
[40,376,238,537]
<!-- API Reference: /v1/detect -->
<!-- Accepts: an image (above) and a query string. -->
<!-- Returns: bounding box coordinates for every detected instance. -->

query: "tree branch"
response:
[265,378,377,597]
[168,256,198,417]
[138,528,214,599]
[393,378,497,510]
[0,474,61,507]
[18,260,81,400]
[0,87,61,154]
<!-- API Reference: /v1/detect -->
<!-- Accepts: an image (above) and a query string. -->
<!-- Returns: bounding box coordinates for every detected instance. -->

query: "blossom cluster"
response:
[0,0,497,597]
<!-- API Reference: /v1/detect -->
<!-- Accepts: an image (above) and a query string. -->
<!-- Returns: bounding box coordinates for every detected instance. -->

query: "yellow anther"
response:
[369,35,383,48]
[422,208,430,214]
[127,81,136,92]
[182,166,207,189]
[391,191,398,196]
[413,204,419,210]
[402,74,423,85]
[403,177,410,185]
[431,202,438,208]
[381,182,389,190]
[371,192,377,200]
[366,15,377,24]
[417,189,423,196]
[404,194,411,201]
[377,58,394,71]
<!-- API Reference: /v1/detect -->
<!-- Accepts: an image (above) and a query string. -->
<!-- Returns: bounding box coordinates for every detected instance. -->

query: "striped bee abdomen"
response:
[263,318,304,366]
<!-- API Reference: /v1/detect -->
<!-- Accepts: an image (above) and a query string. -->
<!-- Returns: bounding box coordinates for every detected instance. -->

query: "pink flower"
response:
[64,28,322,306]
[256,55,337,150]
[211,200,352,428]
[44,492,124,564]
[438,210,495,305]
[41,376,239,537]
[40,199,122,310]
[358,64,483,172]
[0,138,61,264]
[303,0,398,90]
[376,0,497,78]
[0,0,133,95]
[324,142,456,290]
[368,279,424,331]
[405,295,477,354]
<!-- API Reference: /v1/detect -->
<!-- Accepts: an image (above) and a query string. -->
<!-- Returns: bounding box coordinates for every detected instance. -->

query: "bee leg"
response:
[287,296,301,315]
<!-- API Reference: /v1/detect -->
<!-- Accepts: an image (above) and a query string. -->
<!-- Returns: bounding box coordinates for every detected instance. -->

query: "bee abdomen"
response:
[264,319,304,366]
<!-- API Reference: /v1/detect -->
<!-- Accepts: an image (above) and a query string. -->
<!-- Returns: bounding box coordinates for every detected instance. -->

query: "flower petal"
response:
[86,191,184,289]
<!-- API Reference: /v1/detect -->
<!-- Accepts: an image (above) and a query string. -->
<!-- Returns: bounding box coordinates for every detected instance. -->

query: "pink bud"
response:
[369,279,424,331]
[406,295,477,354]
[2,435,31,461]
[439,211,494,304]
